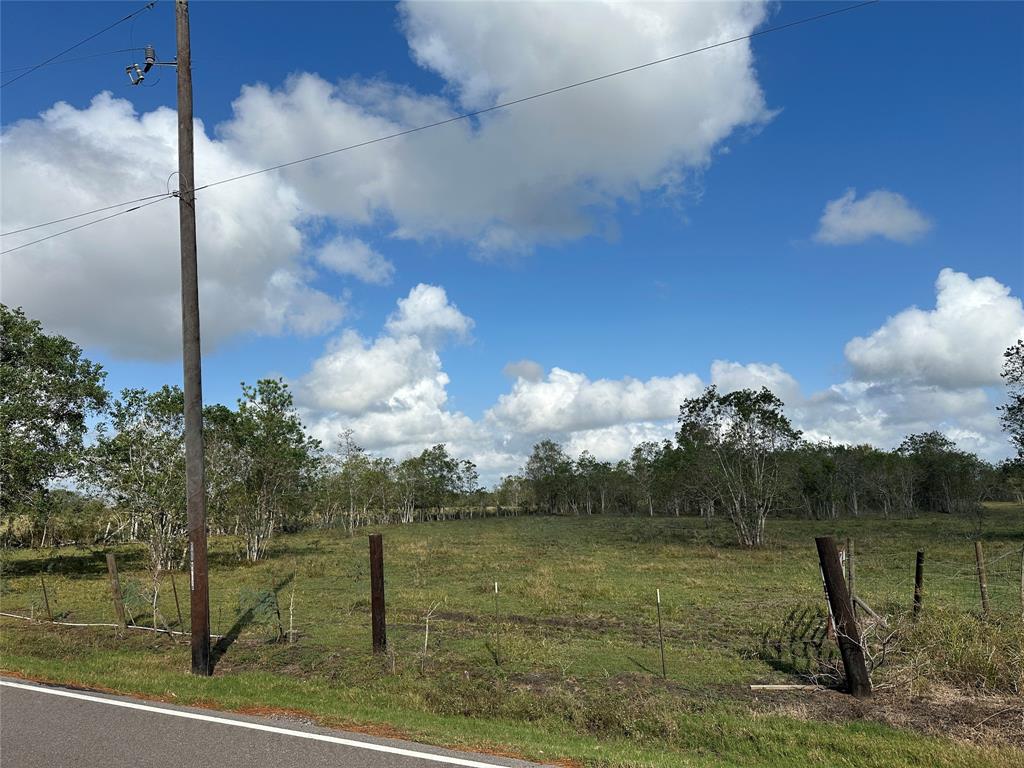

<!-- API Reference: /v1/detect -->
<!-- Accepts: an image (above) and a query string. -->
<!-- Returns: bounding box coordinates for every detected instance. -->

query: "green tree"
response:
[495,474,531,513]
[678,386,801,547]
[1,305,107,533]
[630,441,660,516]
[418,444,461,516]
[1000,339,1024,458]
[896,431,997,519]
[223,379,321,561]
[524,440,573,514]
[89,386,186,573]
[790,442,839,520]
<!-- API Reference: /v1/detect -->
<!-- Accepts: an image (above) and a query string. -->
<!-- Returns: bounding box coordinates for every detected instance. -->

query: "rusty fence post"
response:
[369,533,386,653]
[913,550,925,619]
[815,536,872,698]
[656,588,666,679]
[975,541,990,616]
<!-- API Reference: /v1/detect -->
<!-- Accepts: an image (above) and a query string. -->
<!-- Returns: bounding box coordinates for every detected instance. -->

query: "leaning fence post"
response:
[369,533,386,653]
[815,536,872,698]
[975,541,990,616]
[170,571,184,631]
[106,553,127,629]
[39,576,53,622]
[913,550,925,619]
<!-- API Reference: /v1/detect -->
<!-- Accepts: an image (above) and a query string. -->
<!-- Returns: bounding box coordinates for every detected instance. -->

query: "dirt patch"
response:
[750,685,1024,748]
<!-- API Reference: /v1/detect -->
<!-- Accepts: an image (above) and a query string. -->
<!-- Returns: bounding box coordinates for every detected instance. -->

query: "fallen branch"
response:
[0,611,223,638]
[973,707,1023,729]
[749,684,826,691]
[1,611,117,628]
[853,596,889,627]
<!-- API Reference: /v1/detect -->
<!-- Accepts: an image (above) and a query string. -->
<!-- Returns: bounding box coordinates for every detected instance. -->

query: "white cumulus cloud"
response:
[710,360,802,404]
[0,94,342,359]
[2,0,774,357]
[815,188,932,245]
[299,284,485,459]
[485,368,703,436]
[844,268,1024,388]
[316,236,395,285]
[221,1,773,250]
[384,283,474,344]
[503,359,544,382]
[295,268,1020,483]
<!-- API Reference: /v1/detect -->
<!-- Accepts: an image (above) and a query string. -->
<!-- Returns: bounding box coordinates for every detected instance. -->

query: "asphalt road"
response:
[0,679,543,768]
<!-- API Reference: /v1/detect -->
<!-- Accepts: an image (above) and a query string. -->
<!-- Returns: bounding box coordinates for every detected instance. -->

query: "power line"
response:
[0,196,173,255]
[1,48,144,75]
[0,0,878,249]
[1,2,156,89]
[195,0,880,193]
[0,193,173,237]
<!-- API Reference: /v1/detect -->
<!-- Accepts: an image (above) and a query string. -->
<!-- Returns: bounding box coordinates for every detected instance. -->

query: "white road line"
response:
[0,680,518,768]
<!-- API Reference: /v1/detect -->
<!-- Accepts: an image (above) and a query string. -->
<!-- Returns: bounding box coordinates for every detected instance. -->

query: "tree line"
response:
[3,304,1023,568]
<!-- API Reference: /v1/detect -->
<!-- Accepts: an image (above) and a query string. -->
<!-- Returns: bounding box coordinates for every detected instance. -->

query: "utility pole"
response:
[176,0,211,676]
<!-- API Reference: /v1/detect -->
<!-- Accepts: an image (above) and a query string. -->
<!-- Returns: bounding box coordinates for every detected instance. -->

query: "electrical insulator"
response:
[125,63,145,86]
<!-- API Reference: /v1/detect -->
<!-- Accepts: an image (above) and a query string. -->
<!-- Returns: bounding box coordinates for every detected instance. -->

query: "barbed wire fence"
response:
[1,536,1021,687]
[927,543,1023,618]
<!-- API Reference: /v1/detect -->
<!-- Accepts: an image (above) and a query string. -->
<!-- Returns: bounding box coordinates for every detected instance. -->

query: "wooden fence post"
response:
[815,536,872,698]
[369,533,386,653]
[974,541,990,616]
[106,553,127,629]
[39,576,53,622]
[913,550,925,619]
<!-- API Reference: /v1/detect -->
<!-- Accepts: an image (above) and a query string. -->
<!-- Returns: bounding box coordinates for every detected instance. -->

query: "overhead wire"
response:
[195,0,880,193]
[1,193,175,238]
[0,48,146,75]
[1,1,156,89]
[0,0,879,251]
[0,196,174,255]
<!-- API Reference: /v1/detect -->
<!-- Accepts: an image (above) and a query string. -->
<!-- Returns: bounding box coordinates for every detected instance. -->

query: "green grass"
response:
[2,506,1023,767]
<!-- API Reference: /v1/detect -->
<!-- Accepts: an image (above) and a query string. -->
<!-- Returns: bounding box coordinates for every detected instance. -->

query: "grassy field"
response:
[2,506,1022,767]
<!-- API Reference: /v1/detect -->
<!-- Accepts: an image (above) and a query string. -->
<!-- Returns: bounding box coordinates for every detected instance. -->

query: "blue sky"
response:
[2,1,1022,480]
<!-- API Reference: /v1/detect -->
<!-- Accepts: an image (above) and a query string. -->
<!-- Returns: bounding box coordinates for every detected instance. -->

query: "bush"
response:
[892,609,1024,694]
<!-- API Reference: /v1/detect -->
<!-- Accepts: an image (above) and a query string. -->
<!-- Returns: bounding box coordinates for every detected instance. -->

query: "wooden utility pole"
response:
[369,534,386,653]
[815,536,872,698]
[176,0,210,676]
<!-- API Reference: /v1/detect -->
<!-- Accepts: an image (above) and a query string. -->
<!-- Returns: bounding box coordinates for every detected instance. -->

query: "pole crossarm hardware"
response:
[126,44,177,86]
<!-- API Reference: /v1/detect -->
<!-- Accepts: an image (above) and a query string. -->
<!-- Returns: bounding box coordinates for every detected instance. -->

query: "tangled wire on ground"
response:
[759,604,900,687]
